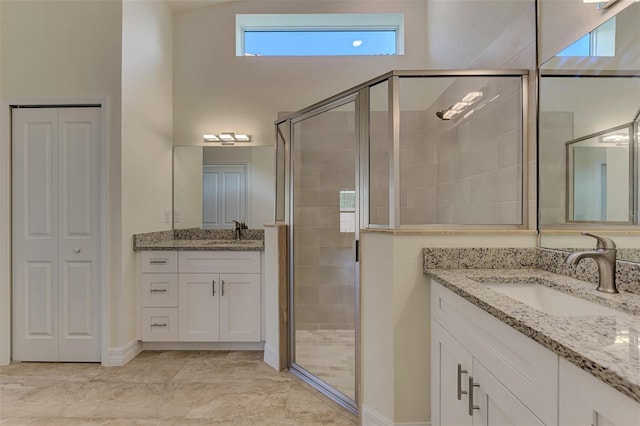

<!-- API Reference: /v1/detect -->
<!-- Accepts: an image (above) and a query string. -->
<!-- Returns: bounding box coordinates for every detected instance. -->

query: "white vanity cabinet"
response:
[139,250,262,343]
[559,358,640,426]
[431,279,640,426]
[431,280,557,426]
[140,251,179,341]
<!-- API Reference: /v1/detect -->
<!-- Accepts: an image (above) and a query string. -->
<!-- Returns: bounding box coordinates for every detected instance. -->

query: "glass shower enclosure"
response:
[275,70,528,414]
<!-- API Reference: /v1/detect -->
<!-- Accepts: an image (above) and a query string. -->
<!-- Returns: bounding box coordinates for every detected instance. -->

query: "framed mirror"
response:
[173,145,275,230]
[538,1,640,261]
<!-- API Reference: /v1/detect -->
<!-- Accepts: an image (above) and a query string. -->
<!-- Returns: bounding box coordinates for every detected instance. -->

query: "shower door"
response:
[290,94,360,412]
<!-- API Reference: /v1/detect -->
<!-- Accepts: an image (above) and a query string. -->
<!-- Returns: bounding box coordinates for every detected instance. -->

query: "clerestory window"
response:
[236,13,404,57]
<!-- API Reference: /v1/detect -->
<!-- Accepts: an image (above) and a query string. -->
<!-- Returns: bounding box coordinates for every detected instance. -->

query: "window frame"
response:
[235,13,405,57]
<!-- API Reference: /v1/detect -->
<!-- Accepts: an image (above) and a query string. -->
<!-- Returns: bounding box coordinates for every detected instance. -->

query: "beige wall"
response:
[539,0,637,63]
[361,231,538,424]
[120,0,174,347]
[172,0,429,148]
[0,0,123,361]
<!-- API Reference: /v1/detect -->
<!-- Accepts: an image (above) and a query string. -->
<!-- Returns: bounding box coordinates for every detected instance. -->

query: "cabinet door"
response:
[179,273,220,341]
[432,321,473,426]
[219,273,261,342]
[471,360,544,426]
[559,358,640,426]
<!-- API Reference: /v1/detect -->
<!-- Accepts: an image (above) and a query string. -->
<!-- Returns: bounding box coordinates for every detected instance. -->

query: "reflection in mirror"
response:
[173,146,275,230]
[566,124,631,223]
[538,1,640,262]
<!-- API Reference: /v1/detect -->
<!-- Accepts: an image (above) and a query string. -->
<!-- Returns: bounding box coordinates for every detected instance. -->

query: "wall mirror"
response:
[173,145,275,230]
[538,1,639,262]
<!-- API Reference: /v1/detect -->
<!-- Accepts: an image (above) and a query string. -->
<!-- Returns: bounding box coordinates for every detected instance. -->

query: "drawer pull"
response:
[150,289,167,293]
[149,259,168,265]
[212,280,216,296]
[468,377,480,416]
[222,280,225,296]
[151,322,167,327]
[457,364,468,400]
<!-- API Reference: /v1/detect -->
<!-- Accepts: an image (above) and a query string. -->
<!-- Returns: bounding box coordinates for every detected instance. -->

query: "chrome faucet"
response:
[233,220,243,240]
[564,232,618,294]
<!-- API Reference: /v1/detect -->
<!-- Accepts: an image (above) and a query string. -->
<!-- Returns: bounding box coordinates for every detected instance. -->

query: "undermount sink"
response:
[485,283,620,317]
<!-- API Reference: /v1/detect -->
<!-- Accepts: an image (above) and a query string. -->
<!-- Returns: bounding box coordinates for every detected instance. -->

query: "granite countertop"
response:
[133,229,264,251]
[134,239,264,251]
[425,268,640,403]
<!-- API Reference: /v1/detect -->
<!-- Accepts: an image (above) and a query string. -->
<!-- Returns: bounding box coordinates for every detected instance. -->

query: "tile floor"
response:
[0,350,358,425]
[295,330,355,400]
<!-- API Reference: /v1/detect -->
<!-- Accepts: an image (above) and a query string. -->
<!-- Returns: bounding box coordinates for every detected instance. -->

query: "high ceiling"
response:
[166,0,240,13]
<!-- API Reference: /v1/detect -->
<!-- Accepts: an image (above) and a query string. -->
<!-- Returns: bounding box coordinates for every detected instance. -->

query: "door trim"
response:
[0,97,109,365]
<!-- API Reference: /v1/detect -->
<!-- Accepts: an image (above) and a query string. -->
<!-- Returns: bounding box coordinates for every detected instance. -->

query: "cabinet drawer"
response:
[141,308,178,341]
[141,251,178,273]
[140,274,178,307]
[179,251,260,273]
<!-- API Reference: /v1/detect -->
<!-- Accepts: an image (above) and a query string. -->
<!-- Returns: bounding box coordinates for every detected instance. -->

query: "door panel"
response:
[13,107,101,362]
[291,98,359,405]
[57,108,101,361]
[432,322,473,426]
[179,273,220,341]
[13,109,59,361]
[202,165,246,229]
[219,273,261,342]
[473,360,544,426]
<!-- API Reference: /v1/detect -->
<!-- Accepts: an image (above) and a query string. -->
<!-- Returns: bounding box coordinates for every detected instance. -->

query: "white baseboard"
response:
[263,343,280,370]
[362,405,393,426]
[141,341,265,351]
[361,405,431,426]
[104,339,142,366]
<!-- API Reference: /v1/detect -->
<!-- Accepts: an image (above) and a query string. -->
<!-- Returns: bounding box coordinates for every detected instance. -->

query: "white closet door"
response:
[12,109,60,361]
[12,107,101,362]
[202,165,246,229]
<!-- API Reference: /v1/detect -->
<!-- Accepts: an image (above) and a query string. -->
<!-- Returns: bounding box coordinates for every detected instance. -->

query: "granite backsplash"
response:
[423,247,640,295]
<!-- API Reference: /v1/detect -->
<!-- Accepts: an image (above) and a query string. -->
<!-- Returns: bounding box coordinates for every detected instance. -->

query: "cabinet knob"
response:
[74,248,81,254]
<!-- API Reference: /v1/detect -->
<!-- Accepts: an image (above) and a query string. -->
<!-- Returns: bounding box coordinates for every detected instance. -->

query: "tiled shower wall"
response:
[293,110,356,330]
[400,77,522,225]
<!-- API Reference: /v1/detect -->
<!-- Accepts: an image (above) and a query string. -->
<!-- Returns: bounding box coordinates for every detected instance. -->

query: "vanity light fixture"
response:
[436,91,484,121]
[202,132,252,143]
[219,132,236,141]
[462,91,483,103]
[602,134,629,143]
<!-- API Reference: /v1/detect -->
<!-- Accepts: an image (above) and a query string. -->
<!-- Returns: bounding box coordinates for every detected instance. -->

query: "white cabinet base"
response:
[559,358,640,426]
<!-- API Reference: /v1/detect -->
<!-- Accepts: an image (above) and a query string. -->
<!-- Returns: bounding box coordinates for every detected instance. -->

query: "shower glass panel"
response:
[398,76,524,225]
[566,126,631,222]
[291,98,358,408]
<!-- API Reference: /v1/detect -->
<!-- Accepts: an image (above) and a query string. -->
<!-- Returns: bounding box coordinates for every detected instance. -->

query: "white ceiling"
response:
[166,0,240,13]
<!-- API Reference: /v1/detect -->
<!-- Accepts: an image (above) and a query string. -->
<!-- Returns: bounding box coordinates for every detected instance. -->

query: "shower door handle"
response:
[354,240,359,262]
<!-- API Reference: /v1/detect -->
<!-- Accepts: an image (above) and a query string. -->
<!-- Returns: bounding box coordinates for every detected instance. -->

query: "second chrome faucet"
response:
[565,232,618,294]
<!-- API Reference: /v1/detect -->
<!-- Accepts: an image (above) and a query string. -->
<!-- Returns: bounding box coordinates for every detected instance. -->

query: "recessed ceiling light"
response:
[352,40,363,47]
